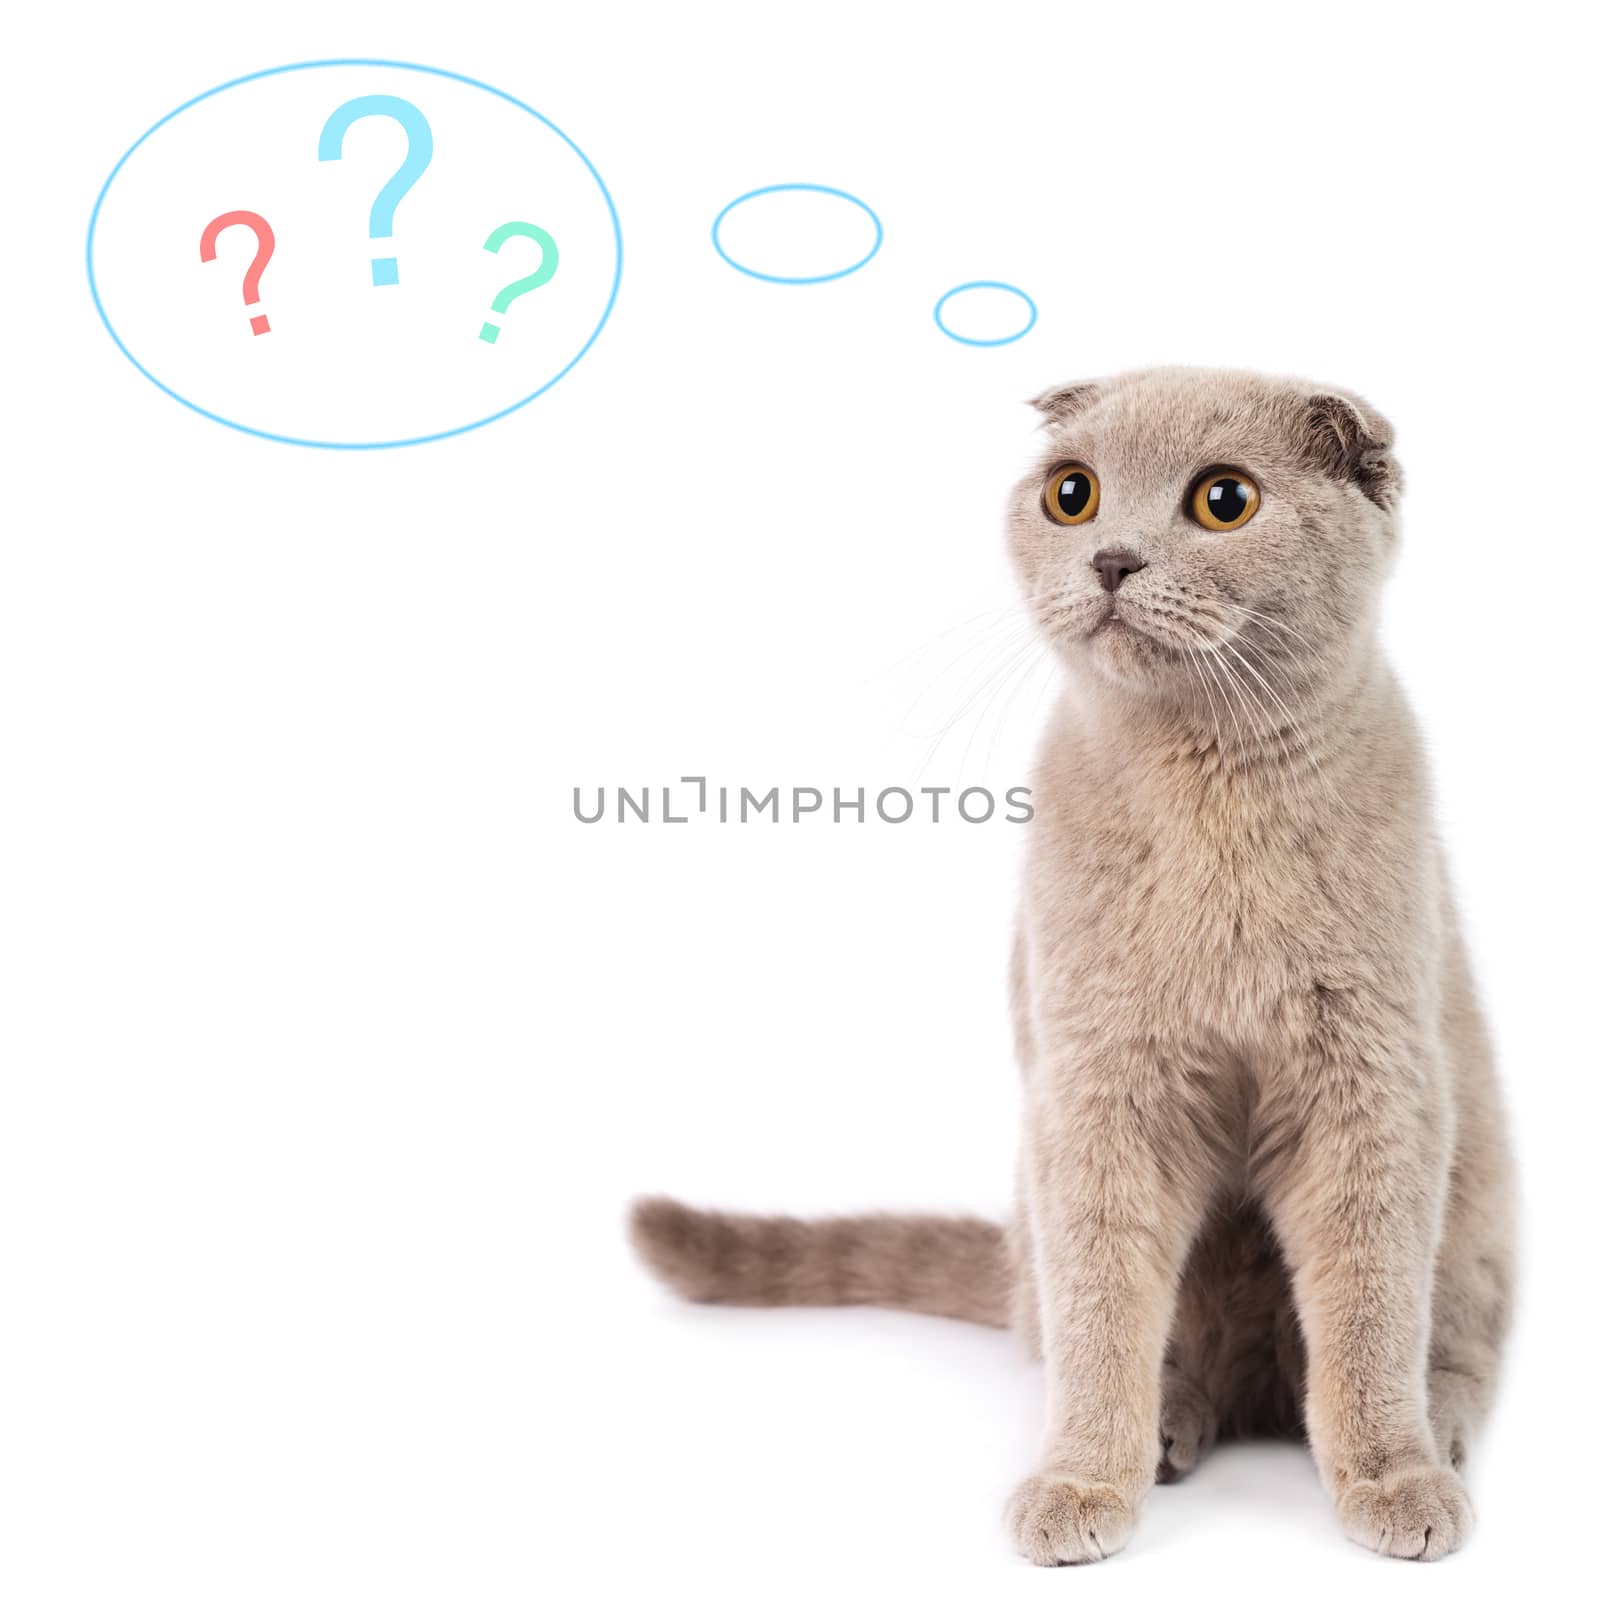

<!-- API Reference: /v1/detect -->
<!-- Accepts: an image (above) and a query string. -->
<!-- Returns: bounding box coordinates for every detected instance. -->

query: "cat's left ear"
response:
[1300,390,1402,508]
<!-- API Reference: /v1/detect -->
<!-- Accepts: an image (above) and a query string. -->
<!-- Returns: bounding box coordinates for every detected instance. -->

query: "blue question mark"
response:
[317,95,434,286]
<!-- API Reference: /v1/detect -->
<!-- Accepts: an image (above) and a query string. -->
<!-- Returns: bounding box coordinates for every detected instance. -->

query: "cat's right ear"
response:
[1029,382,1101,423]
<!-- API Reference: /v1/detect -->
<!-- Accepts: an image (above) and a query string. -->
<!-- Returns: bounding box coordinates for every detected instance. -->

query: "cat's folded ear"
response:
[1029,381,1101,423]
[1300,389,1402,508]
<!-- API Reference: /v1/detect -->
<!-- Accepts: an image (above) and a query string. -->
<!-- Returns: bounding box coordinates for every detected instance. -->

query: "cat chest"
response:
[1027,824,1349,1030]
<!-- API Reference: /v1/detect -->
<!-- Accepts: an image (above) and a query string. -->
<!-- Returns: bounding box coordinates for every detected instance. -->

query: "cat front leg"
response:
[1258,995,1470,1560]
[1006,1035,1220,1565]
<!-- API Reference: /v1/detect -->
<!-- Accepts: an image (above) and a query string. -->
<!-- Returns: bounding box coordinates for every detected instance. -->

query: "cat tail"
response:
[628,1196,1010,1329]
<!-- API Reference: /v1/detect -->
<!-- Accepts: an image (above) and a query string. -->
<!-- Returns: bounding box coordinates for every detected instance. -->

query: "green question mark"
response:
[478,222,559,345]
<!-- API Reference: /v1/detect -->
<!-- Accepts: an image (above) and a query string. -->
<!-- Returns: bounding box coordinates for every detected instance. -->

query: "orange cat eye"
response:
[1190,470,1261,531]
[1044,465,1100,526]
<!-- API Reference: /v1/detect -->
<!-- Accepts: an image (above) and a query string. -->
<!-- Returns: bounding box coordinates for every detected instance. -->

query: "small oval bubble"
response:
[933,281,1038,347]
[711,183,883,285]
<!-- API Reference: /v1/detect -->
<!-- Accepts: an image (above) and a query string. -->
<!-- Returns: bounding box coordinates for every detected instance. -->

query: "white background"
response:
[3,3,1596,1596]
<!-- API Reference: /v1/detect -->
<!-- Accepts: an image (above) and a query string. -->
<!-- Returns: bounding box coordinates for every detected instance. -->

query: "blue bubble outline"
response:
[710,183,883,285]
[85,58,624,451]
[933,281,1038,347]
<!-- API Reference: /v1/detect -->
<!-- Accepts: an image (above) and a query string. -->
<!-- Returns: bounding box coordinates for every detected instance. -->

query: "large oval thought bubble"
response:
[88,59,623,449]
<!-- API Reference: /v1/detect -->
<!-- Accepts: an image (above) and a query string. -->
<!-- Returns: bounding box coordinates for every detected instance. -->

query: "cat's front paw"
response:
[1337,1464,1473,1561]
[1005,1474,1137,1565]
[1157,1369,1217,1483]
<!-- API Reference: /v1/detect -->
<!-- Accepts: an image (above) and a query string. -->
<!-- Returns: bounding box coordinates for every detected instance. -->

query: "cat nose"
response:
[1092,548,1146,592]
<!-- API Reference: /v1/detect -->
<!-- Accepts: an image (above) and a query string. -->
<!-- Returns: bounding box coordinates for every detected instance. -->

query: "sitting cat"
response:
[632,367,1514,1564]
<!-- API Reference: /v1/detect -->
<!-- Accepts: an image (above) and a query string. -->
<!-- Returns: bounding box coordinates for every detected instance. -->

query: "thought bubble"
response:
[711,184,882,285]
[933,281,1037,347]
[87,59,623,449]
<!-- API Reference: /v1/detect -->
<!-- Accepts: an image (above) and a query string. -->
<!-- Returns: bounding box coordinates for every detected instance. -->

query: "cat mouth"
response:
[1090,606,1138,639]
[1086,604,1184,661]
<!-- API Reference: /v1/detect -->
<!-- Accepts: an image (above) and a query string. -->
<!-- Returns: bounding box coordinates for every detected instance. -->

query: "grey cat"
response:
[632,367,1515,1564]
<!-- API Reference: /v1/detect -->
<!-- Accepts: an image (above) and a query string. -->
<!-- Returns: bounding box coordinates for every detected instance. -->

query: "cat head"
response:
[1006,368,1401,701]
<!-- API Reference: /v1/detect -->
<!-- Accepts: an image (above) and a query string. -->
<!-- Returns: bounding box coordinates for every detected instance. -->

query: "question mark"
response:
[317,96,433,286]
[478,222,559,345]
[199,211,276,335]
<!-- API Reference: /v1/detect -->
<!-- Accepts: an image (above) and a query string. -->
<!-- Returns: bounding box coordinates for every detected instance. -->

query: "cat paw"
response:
[1005,1474,1137,1565]
[1428,1367,1485,1470]
[1337,1465,1473,1561]
[1156,1370,1217,1483]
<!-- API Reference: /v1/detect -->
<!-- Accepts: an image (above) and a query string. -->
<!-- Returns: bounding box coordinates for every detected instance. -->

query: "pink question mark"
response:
[199,211,276,336]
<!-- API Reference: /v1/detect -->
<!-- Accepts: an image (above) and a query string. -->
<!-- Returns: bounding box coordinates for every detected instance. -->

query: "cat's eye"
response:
[1044,465,1100,526]
[1190,470,1261,531]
